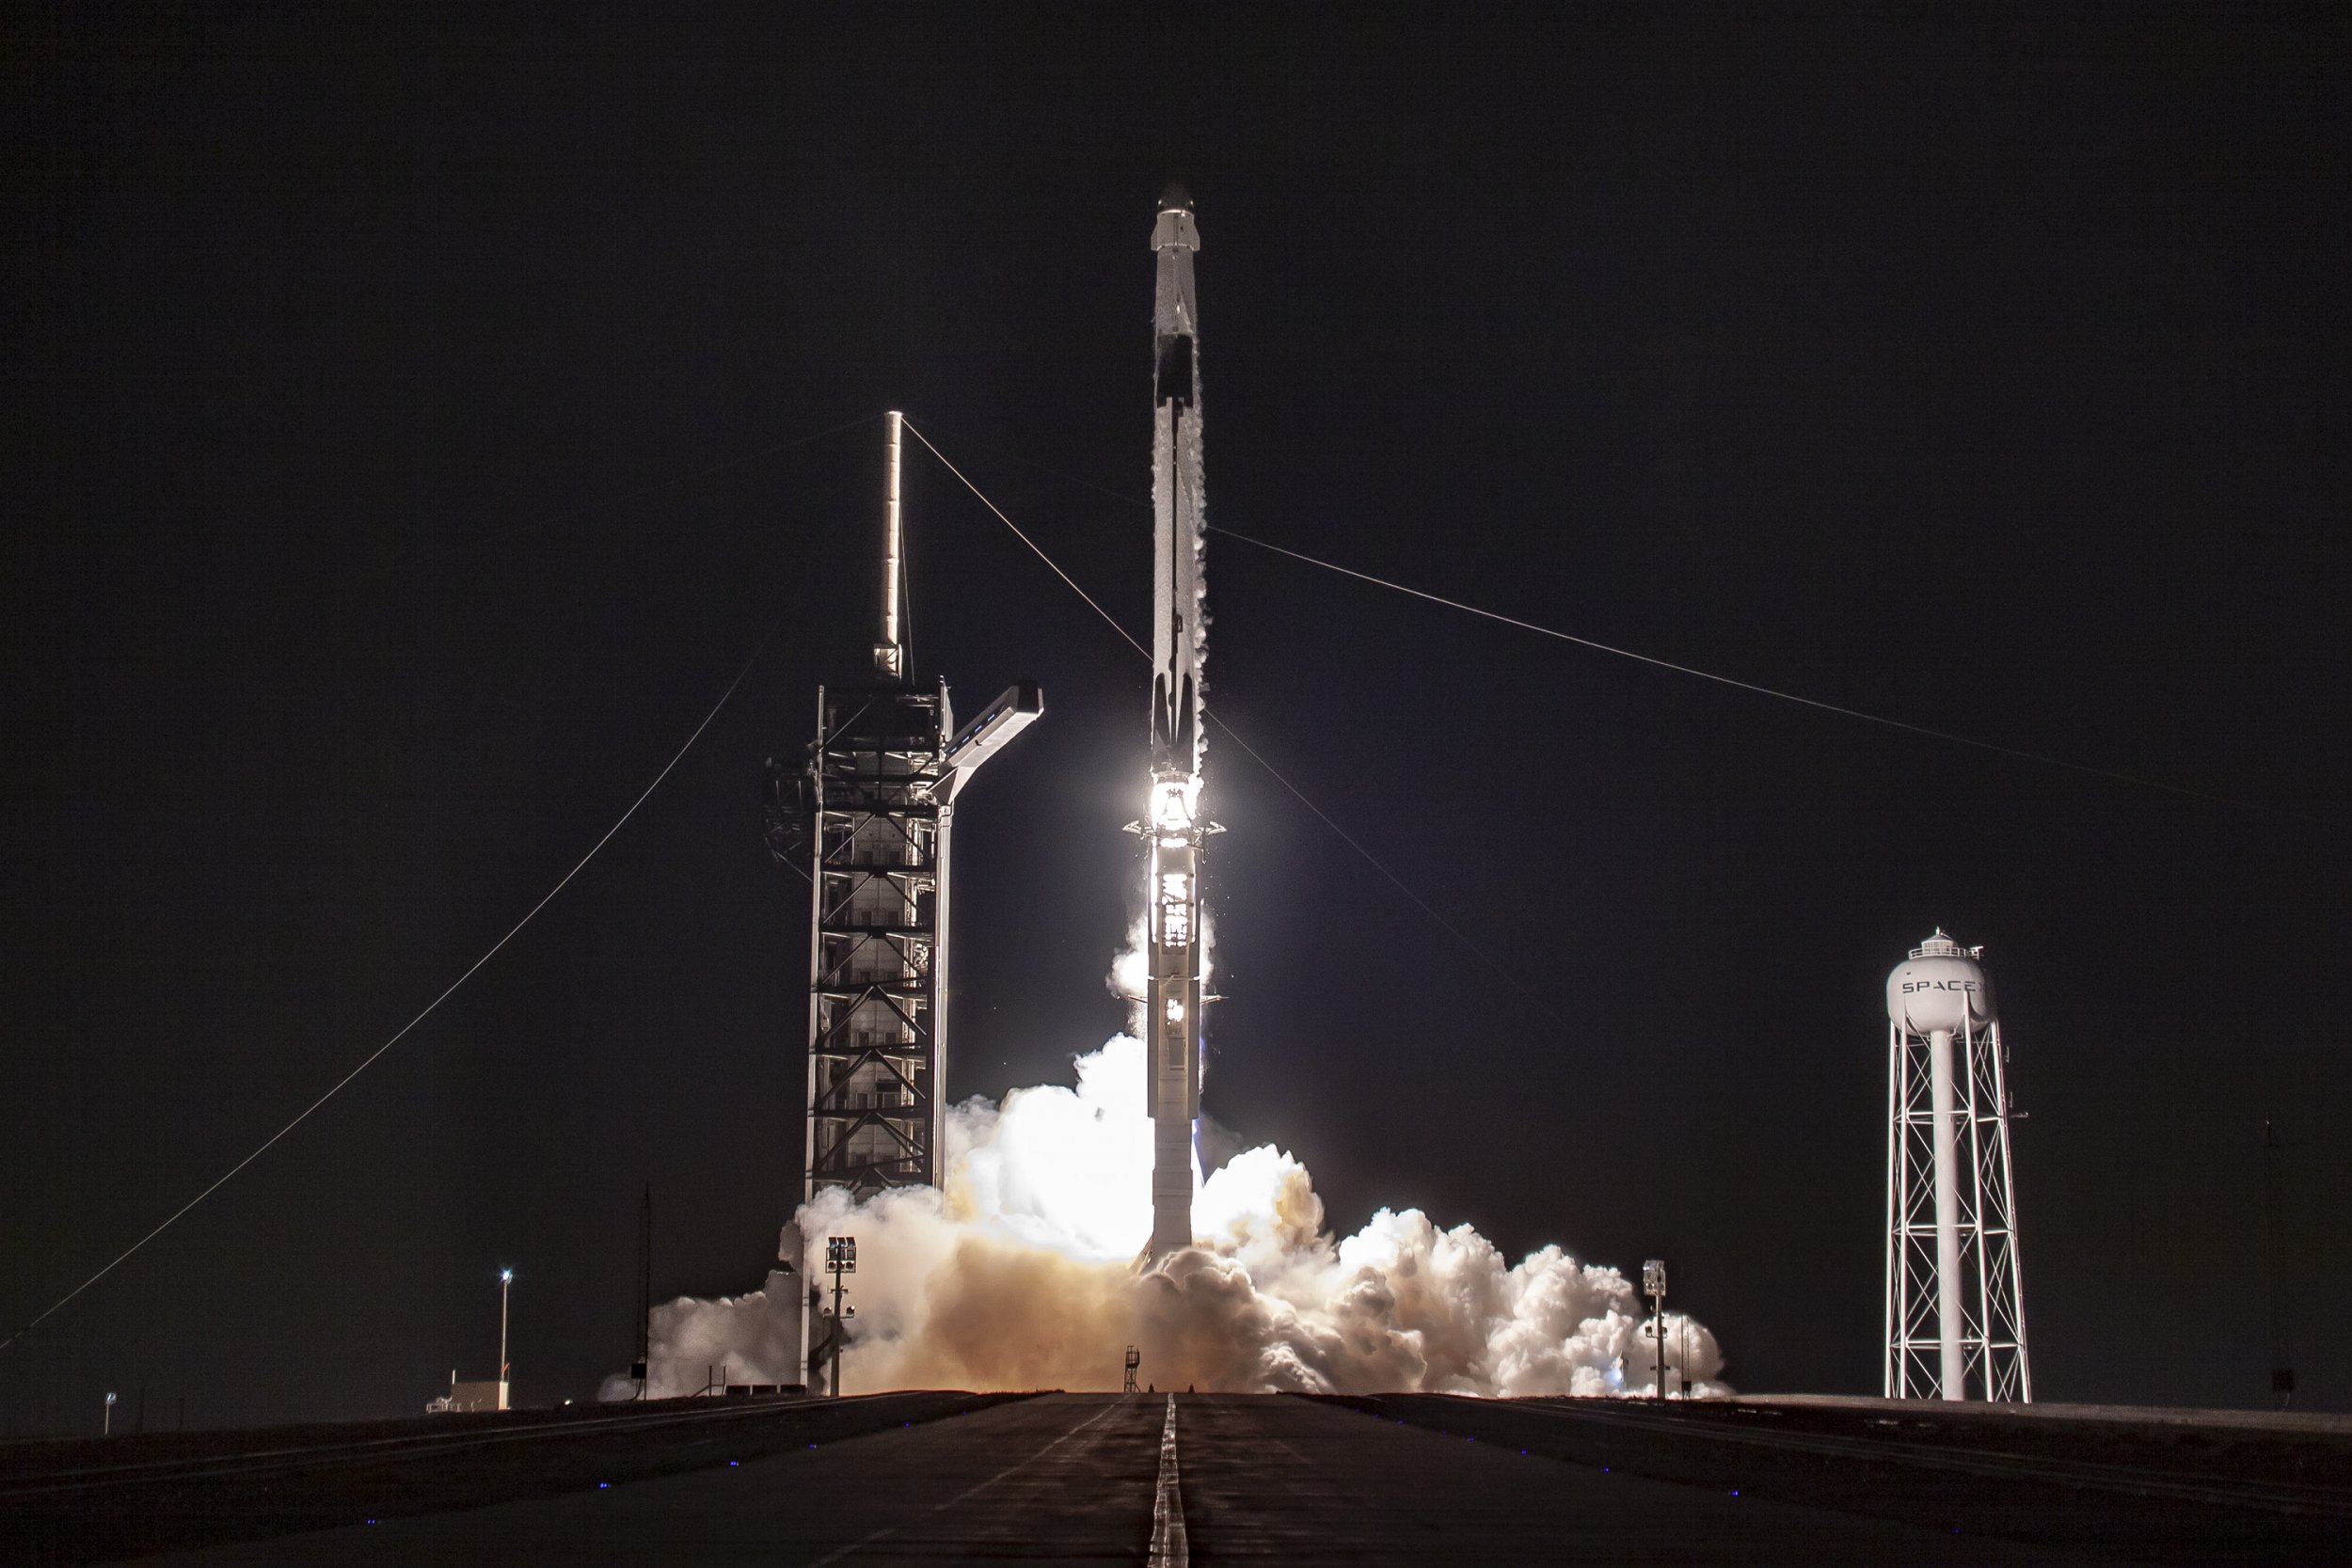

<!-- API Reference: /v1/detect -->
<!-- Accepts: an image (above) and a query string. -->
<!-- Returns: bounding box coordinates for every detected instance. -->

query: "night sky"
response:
[7,5,2348,1434]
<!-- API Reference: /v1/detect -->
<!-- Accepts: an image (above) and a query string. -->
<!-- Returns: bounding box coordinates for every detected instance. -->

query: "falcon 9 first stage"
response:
[1142,187,1207,1261]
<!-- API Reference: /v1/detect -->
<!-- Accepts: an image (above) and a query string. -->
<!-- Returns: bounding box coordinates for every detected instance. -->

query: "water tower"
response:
[1884,930,2032,1402]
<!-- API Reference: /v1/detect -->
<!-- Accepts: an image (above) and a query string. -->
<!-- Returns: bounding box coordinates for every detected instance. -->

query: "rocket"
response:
[1144,186,1205,1260]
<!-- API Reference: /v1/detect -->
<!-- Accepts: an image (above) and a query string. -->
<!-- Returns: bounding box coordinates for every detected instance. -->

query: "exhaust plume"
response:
[611,1037,1727,1400]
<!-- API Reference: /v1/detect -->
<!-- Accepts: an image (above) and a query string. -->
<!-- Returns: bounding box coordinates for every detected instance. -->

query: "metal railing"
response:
[831,1090,914,1111]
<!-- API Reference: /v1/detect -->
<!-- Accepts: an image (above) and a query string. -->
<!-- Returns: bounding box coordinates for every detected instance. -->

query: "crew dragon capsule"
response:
[1143,186,1207,1261]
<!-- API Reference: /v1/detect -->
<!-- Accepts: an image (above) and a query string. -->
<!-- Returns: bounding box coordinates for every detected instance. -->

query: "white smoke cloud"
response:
[612,1037,1728,1401]
[1107,911,1149,1034]
[603,1277,801,1401]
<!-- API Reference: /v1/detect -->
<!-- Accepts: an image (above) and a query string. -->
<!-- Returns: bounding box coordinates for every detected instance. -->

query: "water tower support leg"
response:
[1928,1027,1967,1399]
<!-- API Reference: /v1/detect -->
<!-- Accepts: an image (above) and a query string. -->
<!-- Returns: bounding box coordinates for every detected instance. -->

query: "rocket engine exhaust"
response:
[613,1037,1732,1401]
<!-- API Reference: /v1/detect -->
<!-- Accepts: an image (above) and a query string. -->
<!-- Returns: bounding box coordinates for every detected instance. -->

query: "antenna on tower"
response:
[875,410,905,681]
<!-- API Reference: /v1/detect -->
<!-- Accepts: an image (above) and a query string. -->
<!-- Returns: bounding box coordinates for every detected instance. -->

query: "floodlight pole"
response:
[499,1268,514,1411]
[829,1269,847,1395]
[824,1236,856,1398]
[1642,1259,1667,1402]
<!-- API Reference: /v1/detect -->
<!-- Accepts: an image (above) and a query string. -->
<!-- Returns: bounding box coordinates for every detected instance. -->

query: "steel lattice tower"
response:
[1884,930,2032,1402]
[802,672,949,1195]
[763,414,1039,1381]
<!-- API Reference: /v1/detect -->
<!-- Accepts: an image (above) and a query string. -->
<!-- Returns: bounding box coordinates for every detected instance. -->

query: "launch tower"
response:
[1884,930,2032,1402]
[765,414,1040,1378]
[1141,188,1208,1259]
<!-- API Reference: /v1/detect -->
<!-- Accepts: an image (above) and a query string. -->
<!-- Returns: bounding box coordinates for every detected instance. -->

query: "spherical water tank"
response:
[1886,929,1996,1037]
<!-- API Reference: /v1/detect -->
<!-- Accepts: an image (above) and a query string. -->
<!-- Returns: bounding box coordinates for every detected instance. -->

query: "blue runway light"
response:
[599,1482,610,1489]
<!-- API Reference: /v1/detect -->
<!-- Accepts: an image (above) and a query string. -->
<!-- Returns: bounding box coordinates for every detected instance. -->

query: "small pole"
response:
[831,1270,847,1396]
[498,1269,515,1411]
[1642,1260,1667,1402]
[634,1185,653,1400]
[2265,1120,2296,1409]
[825,1236,857,1397]
[103,1391,116,1436]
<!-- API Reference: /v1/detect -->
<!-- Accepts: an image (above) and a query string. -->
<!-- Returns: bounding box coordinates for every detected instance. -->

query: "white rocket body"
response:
[1146,192,1205,1260]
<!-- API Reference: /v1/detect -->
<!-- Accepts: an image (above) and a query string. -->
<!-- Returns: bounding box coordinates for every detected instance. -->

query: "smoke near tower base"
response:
[606,1037,1727,1400]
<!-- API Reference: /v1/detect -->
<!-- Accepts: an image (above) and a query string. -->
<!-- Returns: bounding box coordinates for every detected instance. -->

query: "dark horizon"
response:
[5,4,2347,1434]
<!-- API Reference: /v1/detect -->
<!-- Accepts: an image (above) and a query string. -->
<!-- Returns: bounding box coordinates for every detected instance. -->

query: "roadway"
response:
[118,1393,2118,1566]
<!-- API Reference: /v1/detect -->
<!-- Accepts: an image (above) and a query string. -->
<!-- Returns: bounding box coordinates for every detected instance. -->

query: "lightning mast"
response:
[1143,188,1207,1260]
